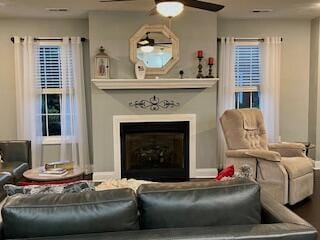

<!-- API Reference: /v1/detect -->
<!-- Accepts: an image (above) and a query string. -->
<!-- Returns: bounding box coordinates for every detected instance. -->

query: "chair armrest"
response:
[245,150,281,162]
[226,149,256,158]
[226,149,281,162]
[268,142,306,157]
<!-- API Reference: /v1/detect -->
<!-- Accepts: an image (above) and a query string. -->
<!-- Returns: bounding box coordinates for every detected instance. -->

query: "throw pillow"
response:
[95,178,154,192]
[3,181,94,196]
[215,165,234,180]
[235,164,254,179]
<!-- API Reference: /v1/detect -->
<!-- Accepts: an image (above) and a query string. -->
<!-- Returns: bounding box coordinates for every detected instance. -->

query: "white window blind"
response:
[235,45,261,87]
[37,46,62,89]
[35,45,63,139]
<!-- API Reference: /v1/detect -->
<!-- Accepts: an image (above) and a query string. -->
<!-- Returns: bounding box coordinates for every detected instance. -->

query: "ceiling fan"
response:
[138,32,172,53]
[99,0,225,17]
[138,32,172,47]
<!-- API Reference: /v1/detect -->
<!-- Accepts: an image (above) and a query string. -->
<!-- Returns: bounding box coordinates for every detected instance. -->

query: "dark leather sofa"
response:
[0,141,31,200]
[0,179,317,240]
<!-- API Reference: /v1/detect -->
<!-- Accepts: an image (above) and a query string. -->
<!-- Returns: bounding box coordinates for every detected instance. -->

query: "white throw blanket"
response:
[95,178,154,192]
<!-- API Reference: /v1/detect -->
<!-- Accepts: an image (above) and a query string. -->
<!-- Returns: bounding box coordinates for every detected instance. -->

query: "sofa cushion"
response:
[281,157,313,179]
[2,188,139,239]
[137,179,261,229]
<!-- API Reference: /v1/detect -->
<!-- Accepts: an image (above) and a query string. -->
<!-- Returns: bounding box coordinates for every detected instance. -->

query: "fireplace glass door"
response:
[120,121,189,181]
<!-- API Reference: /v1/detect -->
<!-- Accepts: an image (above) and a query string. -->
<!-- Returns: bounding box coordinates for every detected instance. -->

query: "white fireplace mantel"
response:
[92,78,218,90]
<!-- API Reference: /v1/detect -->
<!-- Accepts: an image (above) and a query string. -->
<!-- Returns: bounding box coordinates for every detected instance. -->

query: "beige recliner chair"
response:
[220,108,314,205]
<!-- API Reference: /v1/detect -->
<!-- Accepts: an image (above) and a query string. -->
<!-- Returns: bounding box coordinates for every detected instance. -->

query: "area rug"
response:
[95,178,155,192]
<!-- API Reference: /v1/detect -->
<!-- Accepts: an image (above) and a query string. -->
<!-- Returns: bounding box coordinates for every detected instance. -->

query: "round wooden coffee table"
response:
[23,166,84,182]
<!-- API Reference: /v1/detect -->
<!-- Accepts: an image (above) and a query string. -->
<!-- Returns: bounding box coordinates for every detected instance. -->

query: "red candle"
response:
[208,57,214,65]
[197,50,203,58]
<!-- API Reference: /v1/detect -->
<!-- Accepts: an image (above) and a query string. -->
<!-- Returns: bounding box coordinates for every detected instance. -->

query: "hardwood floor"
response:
[289,170,320,239]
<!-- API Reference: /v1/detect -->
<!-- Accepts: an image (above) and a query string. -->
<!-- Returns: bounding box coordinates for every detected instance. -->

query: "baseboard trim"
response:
[314,160,320,170]
[93,168,218,182]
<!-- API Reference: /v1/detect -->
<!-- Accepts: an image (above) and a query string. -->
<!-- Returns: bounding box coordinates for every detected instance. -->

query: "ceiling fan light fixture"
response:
[156,1,184,18]
[139,40,149,45]
[141,45,154,53]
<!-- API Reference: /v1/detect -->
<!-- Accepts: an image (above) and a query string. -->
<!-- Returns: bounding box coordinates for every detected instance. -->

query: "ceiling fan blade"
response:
[154,45,171,48]
[180,0,224,12]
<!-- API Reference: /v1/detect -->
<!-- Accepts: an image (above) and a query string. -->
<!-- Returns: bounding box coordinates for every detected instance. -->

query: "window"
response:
[234,43,261,109]
[37,44,63,144]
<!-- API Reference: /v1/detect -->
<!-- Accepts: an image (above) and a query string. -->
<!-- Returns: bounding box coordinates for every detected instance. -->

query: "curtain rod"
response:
[10,37,87,43]
[217,37,283,42]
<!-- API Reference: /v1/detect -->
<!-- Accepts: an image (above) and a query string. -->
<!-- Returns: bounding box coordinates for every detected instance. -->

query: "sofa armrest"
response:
[226,149,281,162]
[0,141,32,167]
[268,142,306,157]
[261,190,314,227]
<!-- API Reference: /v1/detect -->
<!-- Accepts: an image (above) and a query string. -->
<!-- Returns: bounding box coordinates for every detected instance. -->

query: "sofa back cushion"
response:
[0,140,31,166]
[137,179,261,229]
[2,188,139,239]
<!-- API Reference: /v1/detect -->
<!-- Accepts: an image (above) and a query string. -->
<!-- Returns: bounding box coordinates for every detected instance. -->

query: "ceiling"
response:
[0,0,320,19]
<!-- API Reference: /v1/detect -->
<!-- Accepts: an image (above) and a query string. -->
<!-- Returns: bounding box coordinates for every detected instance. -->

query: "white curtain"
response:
[13,36,43,167]
[217,37,235,168]
[60,37,91,173]
[260,37,282,143]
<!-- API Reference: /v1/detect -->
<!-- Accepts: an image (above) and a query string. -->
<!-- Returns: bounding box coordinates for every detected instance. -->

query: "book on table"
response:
[39,172,69,177]
[39,168,69,177]
[45,161,74,171]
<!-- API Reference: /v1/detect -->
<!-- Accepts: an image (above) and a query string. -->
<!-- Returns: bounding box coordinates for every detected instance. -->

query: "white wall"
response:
[0,18,90,163]
[89,11,219,173]
[218,19,311,142]
[0,16,315,167]
[309,18,320,160]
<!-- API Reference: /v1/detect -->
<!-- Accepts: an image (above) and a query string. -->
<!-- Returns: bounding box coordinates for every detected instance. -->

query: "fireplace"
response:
[120,121,189,181]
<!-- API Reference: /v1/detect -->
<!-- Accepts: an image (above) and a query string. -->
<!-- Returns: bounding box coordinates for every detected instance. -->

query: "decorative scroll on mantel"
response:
[91,78,218,90]
[129,96,180,111]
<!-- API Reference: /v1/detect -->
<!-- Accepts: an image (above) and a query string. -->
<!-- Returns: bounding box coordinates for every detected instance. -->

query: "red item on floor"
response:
[215,165,235,181]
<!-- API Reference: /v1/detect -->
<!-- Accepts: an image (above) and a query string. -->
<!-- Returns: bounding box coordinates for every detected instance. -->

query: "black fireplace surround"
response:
[120,121,189,181]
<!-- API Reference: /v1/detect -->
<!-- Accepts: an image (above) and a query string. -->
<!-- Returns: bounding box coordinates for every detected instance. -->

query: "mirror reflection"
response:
[136,32,173,68]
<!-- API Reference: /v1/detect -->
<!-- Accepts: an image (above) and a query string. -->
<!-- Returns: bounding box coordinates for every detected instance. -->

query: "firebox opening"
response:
[120,121,189,181]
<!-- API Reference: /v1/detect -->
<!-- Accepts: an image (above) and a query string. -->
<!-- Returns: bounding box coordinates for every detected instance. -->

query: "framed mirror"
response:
[130,24,180,75]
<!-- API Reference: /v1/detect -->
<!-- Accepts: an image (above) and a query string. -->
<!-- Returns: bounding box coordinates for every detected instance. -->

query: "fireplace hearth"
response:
[120,121,189,181]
